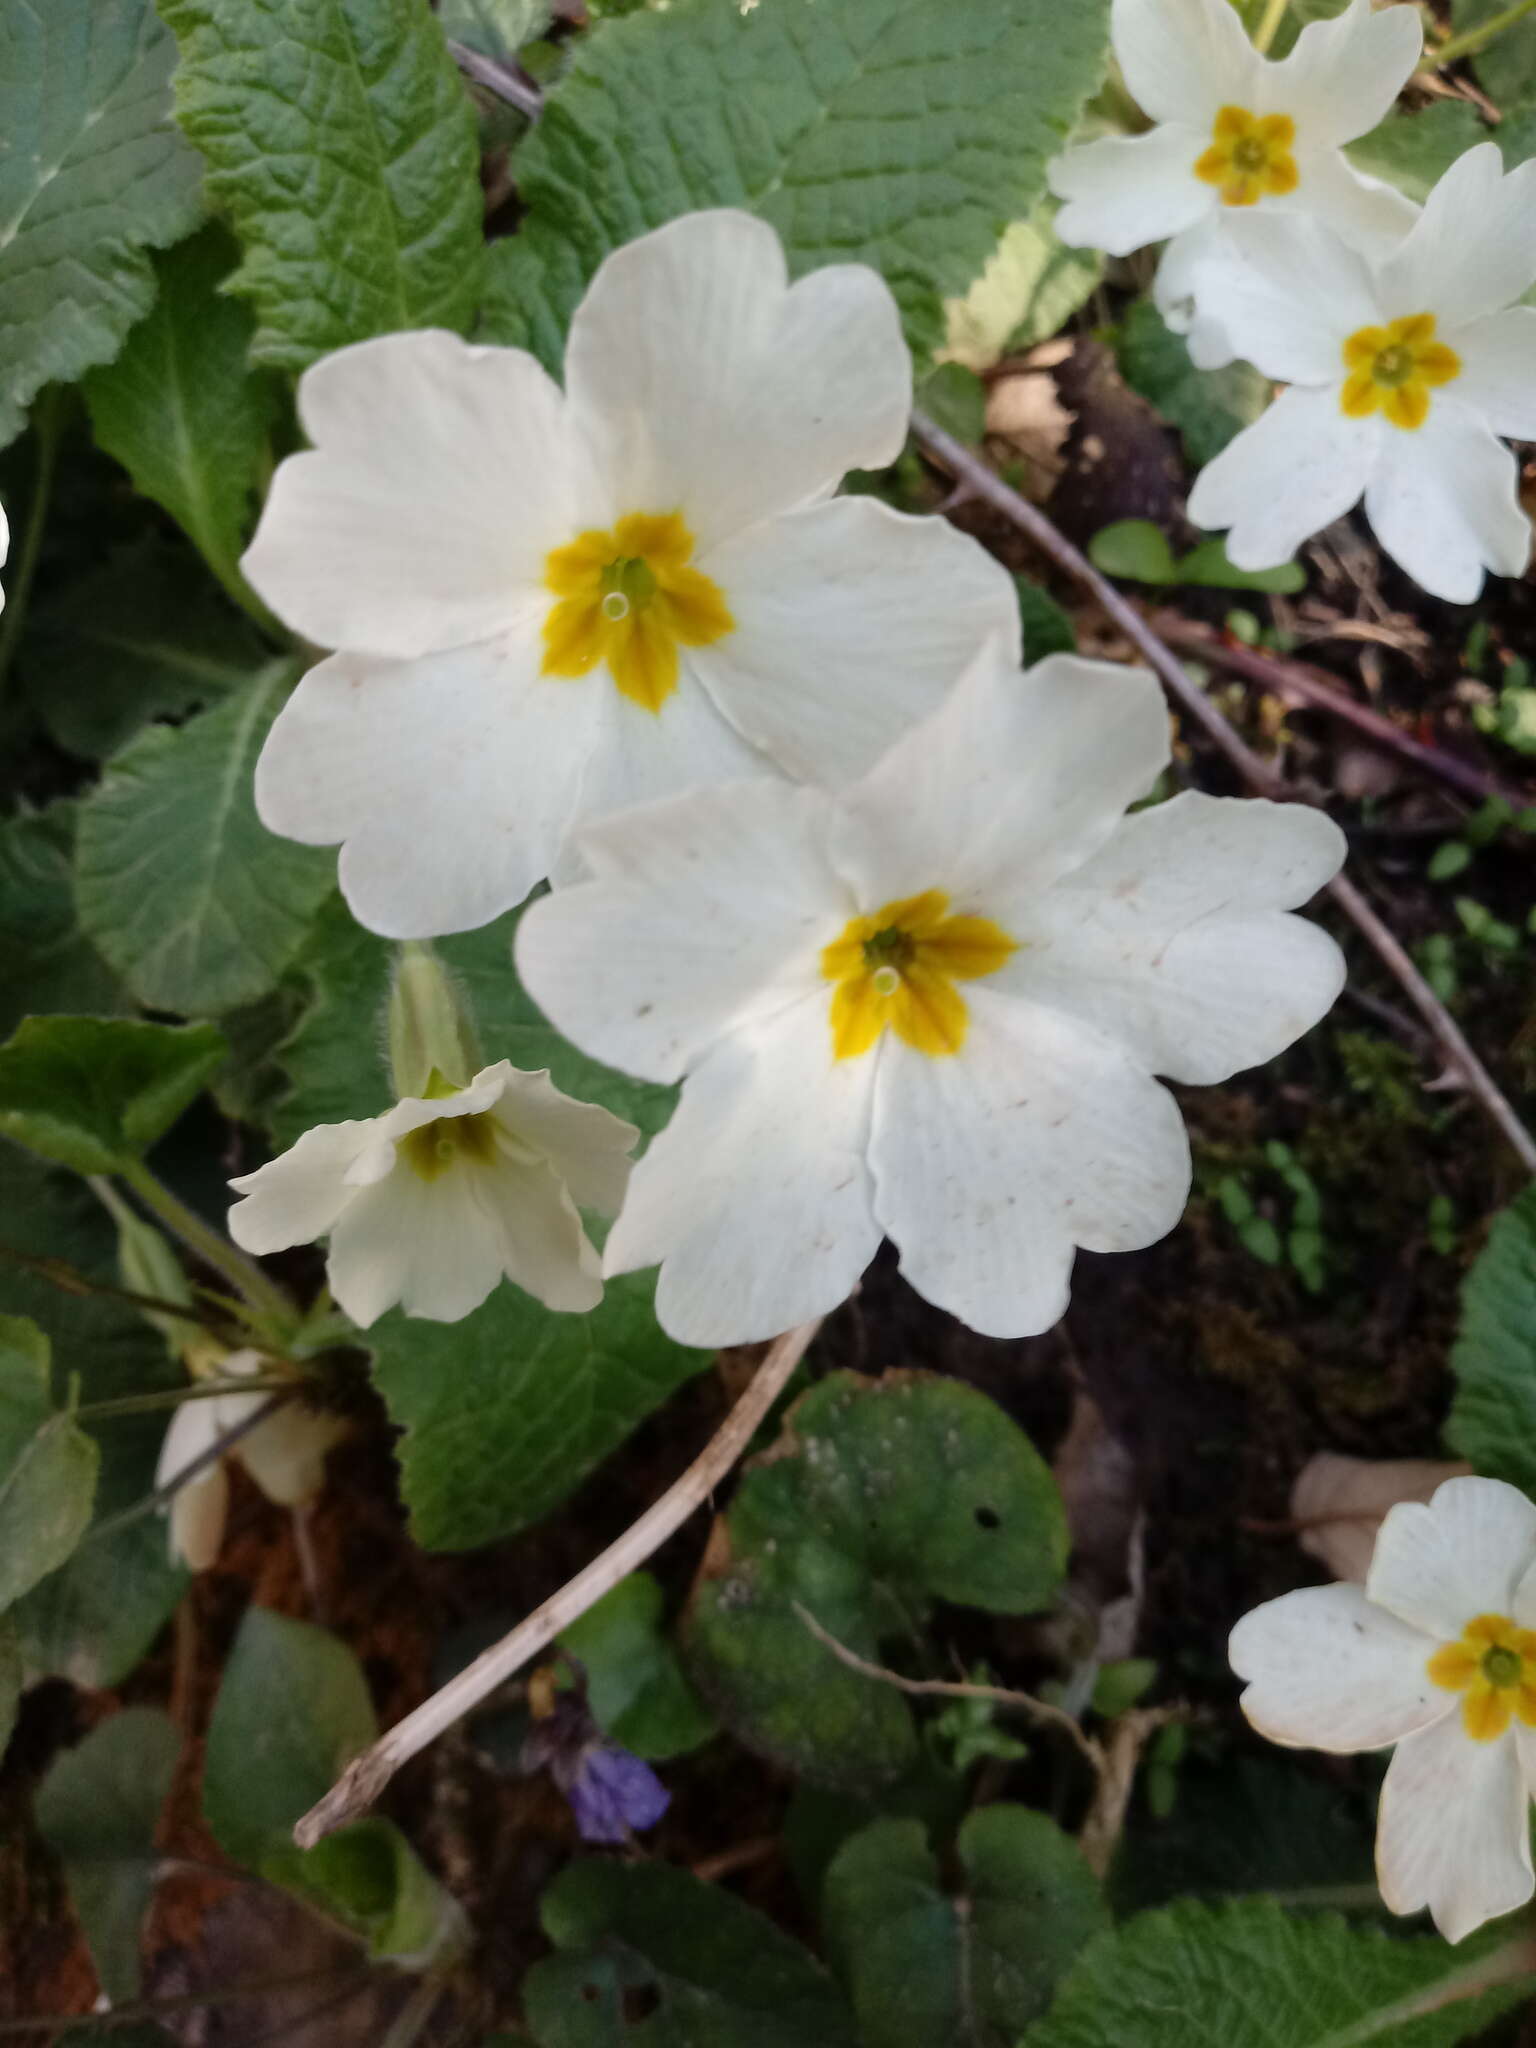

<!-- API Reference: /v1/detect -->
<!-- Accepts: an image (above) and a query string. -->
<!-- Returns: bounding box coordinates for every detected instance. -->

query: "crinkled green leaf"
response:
[0,1313,98,1608]
[0,0,205,448]
[1114,298,1267,467]
[823,1809,1107,2047]
[370,1270,708,1552]
[1447,1185,1536,1493]
[22,537,268,760]
[526,1858,859,2048]
[1347,104,1488,203]
[438,0,552,56]
[1020,1898,1534,2048]
[84,225,280,608]
[482,0,1113,364]
[1016,578,1076,659]
[939,203,1101,373]
[34,1708,180,2003]
[0,805,125,1042]
[74,665,335,1016]
[159,0,485,371]
[685,1372,1068,1786]
[0,1016,226,1173]
[560,1572,717,1761]
[1454,0,1536,108]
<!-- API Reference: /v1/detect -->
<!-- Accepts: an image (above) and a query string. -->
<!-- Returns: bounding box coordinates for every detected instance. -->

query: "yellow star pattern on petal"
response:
[1340,313,1462,433]
[820,889,1016,1062]
[1426,1612,1536,1743]
[1194,105,1299,208]
[541,510,734,714]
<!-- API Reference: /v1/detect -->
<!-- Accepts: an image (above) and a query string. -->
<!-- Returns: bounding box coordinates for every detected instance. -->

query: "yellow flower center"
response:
[820,889,1016,1061]
[1426,1612,1536,1742]
[397,1109,501,1183]
[541,510,734,714]
[1340,313,1461,433]
[1194,106,1299,208]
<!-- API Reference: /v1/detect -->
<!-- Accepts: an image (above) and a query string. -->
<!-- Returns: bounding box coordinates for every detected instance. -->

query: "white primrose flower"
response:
[514,643,1346,1347]
[155,1350,347,1571]
[242,210,1019,939]
[228,1062,637,1327]
[1231,1475,1536,1944]
[1048,0,1420,367]
[0,497,8,614]
[1186,145,1536,604]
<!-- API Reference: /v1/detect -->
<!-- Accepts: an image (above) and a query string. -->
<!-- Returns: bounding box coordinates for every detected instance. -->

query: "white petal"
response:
[1112,0,1255,126]
[326,1164,508,1326]
[1049,128,1213,258]
[234,1403,346,1509]
[831,647,1170,910]
[1187,385,1378,571]
[243,331,589,658]
[1377,1713,1534,1943]
[1262,0,1422,147]
[1363,399,1531,605]
[1154,219,1237,367]
[1187,215,1376,385]
[366,1063,512,1154]
[868,988,1191,1340]
[1003,793,1346,1084]
[1231,1582,1451,1752]
[516,779,845,1084]
[1379,146,1536,328]
[155,1396,227,1493]
[604,999,881,1347]
[1278,149,1419,258]
[1367,1475,1536,1640]
[227,1120,374,1255]
[0,498,8,613]
[256,637,596,939]
[489,1067,638,1216]
[697,499,1020,787]
[1449,308,1536,442]
[563,211,909,549]
[168,1464,230,1572]
[466,1155,604,1314]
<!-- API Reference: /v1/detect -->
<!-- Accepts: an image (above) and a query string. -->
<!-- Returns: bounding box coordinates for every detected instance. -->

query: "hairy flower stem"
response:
[0,389,61,713]
[0,1240,233,1336]
[119,1160,294,1331]
[75,1377,296,1422]
[1251,0,1289,55]
[1424,0,1536,68]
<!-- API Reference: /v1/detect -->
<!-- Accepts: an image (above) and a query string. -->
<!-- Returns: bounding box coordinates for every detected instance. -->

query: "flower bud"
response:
[386,941,481,1100]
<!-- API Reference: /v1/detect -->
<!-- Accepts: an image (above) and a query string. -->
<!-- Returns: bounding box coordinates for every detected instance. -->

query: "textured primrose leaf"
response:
[1446,1184,1536,1495]
[1019,1897,1534,2048]
[1453,0,1536,109]
[0,0,205,449]
[525,1858,859,2048]
[0,1313,99,1610]
[0,1015,226,1174]
[84,226,280,608]
[822,1809,1106,2048]
[938,203,1101,373]
[559,1571,718,1761]
[481,0,1113,366]
[74,665,336,1018]
[0,805,126,1043]
[1114,298,1267,467]
[684,1371,1068,1786]
[1346,104,1488,203]
[159,0,486,371]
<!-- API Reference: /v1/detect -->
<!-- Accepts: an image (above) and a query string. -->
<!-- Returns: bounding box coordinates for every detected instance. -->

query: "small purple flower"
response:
[564,1742,671,1844]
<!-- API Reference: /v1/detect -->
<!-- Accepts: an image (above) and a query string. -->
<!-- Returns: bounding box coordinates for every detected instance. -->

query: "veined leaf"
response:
[1446,1185,1536,1494]
[0,1016,226,1174]
[0,1314,99,1608]
[0,805,125,1042]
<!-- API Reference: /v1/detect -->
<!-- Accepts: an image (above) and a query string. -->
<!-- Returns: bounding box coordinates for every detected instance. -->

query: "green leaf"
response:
[0,1611,19,1754]
[83,226,280,610]
[74,666,335,1017]
[1454,0,1536,108]
[1347,104,1489,203]
[370,1269,708,1552]
[0,806,125,1043]
[560,1572,717,1761]
[1176,537,1306,594]
[0,0,205,449]
[21,537,268,761]
[1113,298,1268,467]
[0,1314,99,1609]
[159,0,485,372]
[0,1016,226,1174]
[481,0,1113,365]
[1088,520,1178,585]
[0,1152,185,1688]
[685,1371,1068,1786]
[439,0,553,56]
[34,1708,180,2003]
[1015,578,1076,659]
[1020,1898,1535,2048]
[204,1607,463,1962]
[273,895,677,1148]
[1447,1185,1536,1494]
[525,1857,859,2047]
[939,203,1101,373]
[823,1809,1107,2047]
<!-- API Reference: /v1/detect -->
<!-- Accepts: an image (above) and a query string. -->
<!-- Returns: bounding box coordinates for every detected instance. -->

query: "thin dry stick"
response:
[911,410,1536,1180]
[294,1319,821,1846]
[446,36,542,117]
[792,1601,1103,1770]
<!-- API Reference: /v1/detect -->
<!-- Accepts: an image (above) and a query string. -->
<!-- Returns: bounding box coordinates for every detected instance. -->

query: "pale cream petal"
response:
[1229,1582,1450,1752]
[1187,385,1379,572]
[1363,398,1530,605]
[1049,127,1213,259]
[487,1068,638,1216]
[1367,1475,1536,1640]
[1377,1713,1534,1943]
[227,1120,375,1254]
[1111,0,1256,127]
[1262,0,1422,147]
[1379,147,1536,329]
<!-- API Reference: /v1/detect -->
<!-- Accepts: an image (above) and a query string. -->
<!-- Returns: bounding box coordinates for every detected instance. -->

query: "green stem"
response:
[0,388,62,712]
[1423,0,1536,66]
[75,1376,296,1421]
[1251,0,1289,54]
[119,1160,292,1329]
[0,1240,232,1335]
